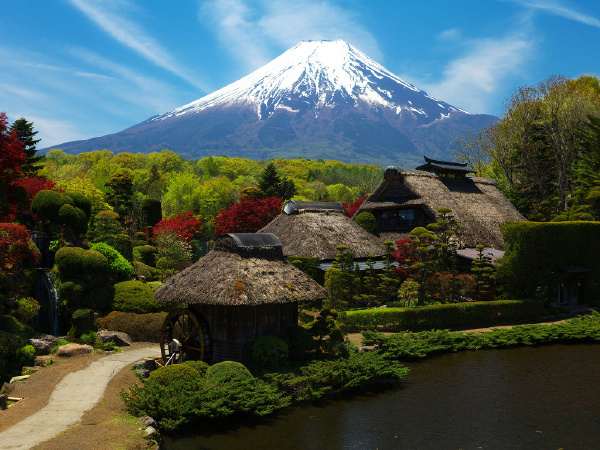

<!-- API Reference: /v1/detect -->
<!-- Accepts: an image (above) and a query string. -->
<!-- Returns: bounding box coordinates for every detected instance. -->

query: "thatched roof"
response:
[259,201,385,260]
[154,233,328,306]
[354,167,525,249]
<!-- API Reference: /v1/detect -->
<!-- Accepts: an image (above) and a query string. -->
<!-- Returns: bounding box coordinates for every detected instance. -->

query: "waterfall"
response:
[35,270,60,336]
[28,231,60,336]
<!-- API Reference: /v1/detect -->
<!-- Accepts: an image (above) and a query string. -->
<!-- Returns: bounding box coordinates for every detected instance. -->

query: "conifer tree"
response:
[257,162,296,200]
[10,117,42,176]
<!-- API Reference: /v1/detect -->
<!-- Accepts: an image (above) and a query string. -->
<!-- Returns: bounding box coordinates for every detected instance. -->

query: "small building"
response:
[154,233,327,366]
[259,200,386,261]
[354,159,526,249]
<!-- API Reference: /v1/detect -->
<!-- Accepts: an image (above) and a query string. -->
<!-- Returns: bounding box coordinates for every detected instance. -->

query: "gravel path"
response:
[0,346,160,450]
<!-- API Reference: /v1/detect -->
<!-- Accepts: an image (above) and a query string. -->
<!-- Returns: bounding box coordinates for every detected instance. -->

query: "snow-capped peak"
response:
[148,39,466,123]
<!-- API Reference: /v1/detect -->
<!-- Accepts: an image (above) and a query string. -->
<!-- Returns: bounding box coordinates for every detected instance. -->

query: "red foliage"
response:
[153,211,202,242]
[342,195,368,217]
[0,223,40,274]
[0,113,26,184]
[12,177,58,202]
[213,197,283,235]
[392,237,420,279]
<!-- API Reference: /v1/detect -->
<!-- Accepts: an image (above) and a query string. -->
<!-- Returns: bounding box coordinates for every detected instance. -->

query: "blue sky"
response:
[2,0,599,149]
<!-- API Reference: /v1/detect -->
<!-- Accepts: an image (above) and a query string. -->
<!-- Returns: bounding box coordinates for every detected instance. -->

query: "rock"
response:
[139,415,157,428]
[34,355,54,367]
[30,334,59,355]
[97,330,133,346]
[0,394,7,410]
[144,426,158,439]
[9,375,30,383]
[135,369,150,378]
[21,366,42,374]
[55,343,93,357]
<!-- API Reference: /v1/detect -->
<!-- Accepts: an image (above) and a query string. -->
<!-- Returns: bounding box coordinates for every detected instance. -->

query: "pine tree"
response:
[257,162,296,200]
[10,117,42,176]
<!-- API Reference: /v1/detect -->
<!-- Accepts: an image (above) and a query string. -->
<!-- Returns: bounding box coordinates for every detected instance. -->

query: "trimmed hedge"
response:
[354,211,379,237]
[113,234,133,262]
[31,190,70,223]
[206,361,253,383]
[497,221,600,304]
[288,256,321,280]
[55,247,110,279]
[112,280,161,314]
[136,245,158,267]
[339,300,546,332]
[96,311,167,342]
[149,364,202,386]
[90,242,133,279]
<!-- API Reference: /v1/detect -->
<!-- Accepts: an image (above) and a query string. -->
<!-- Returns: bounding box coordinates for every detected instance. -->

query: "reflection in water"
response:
[164,344,600,449]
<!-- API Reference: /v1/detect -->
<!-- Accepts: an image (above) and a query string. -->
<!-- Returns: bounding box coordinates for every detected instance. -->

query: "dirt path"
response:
[0,343,160,450]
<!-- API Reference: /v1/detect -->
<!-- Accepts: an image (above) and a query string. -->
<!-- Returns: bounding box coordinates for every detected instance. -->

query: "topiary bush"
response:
[58,203,87,235]
[58,279,87,305]
[82,286,114,310]
[70,308,95,337]
[182,360,210,376]
[206,361,253,384]
[31,190,69,223]
[251,336,289,371]
[133,260,160,281]
[136,245,158,267]
[354,211,380,237]
[55,247,87,279]
[112,280,161,314]
[0,315,35,339]
[113,234,133,262]
[81,249,111,276]
[0,330,27,380]
[67,192,92,220]
[281,325,315,360]
[96,311,167,342]
[16,344,36,367]
[90,242,133,279]
[148,364,203,386]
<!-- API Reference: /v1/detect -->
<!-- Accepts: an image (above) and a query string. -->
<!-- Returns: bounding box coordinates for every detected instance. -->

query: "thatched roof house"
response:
[154,233,327,364]
[258,200,385,260]
[354,162,525,249]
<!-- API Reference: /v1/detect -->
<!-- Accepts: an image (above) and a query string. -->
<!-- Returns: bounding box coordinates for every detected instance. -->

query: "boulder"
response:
[34,355,54,367]
[55,343,93,357]
[139,415,157,428]
[97,330,133,346]
[30,334,59,355]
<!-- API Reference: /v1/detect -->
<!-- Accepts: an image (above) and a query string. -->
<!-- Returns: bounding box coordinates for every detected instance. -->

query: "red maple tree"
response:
[12,177,58,202]
[213,197,283,235]
[0,223,40,275]
[342,194,368,217]
[152,211,202,242]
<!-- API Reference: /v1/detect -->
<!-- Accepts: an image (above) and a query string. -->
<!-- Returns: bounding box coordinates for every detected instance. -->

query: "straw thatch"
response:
[154,233,328,306]
[259,201,385,260]
[354,166,525,249]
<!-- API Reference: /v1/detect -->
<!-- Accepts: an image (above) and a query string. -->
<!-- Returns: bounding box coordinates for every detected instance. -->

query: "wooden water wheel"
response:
[160,308,212,364]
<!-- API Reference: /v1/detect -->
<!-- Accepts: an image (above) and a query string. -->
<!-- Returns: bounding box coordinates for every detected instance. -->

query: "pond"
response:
[163,343,600,449]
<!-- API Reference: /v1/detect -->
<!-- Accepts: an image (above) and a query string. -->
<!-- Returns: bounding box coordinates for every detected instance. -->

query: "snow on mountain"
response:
[146,40,465,124]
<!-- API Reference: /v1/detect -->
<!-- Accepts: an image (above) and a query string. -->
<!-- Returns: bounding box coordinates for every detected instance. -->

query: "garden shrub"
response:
[15,344,36,367]
[55,247,86,278]
[148,364,203,386]
[31,190,69,223]
[339,299,546,332]
[58,279,87,305]
[90,242,133,279]
[80,331,98,346]
[497,221,600,304]
[14,297,40,325]
[0,330,27,380]
[136,245,158,267]
[281,325,315,360]
[96,311,167,342]
[81,249,110,276]
[146,281,164,292]
[113,234,133,262]
[141,199,162,228]
[82,286,114,310]
[252,336,289,371]
[0,315,35,339]
[67,191,92,220]
[182,360,210,376]
[112,280,161,313]
[206,361,253,383]
[354,212,379,237]
[156,257,178,270]
[58,203,87,235]
[133,260,159,281]
[288,256,321,280]
[70,308,95,336]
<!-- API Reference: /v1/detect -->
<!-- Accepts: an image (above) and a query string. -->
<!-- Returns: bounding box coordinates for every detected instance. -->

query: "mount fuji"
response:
[48,40,498,167]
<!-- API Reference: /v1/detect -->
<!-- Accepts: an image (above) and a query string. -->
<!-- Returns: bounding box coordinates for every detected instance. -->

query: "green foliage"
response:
[366,311,600,360]
[257,162,296,200]
[132,260,160,281]
[136,245,158,267]
[15,344,36,367]
[31,190,70,223]
[0,330,27,380]
[112,280,161,314]
[90,242,134,279]
[58,203,88,235]
[287,256,321,280]
[14,297,40,325]
[206,361,253,383]
[88,210,121,244]
[339,299,546,332]
[354,212,379,237]
[496,221,600,304]
[71,308,95,336]
[252,336,289,371]
[280,325,315,360]
[0,314,35,339]
[181,360,210,376]
[306,309,345,354]
[96,311,167,342]
[148,364,203,386]
[82,286,114,310]
[141,199,162,228]
[112,234,133,262]
[80,331,98,346]
[67,191,92,220]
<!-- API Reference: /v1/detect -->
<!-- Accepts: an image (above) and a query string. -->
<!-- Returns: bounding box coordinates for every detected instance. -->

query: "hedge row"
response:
[96,311,167,342]
[338,299,546,332]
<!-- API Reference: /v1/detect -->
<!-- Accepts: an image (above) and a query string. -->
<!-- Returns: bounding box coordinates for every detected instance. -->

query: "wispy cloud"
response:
[200,0,382,71]
[503,0,600,27]
[406,31,536,114]
[66,0,211,91]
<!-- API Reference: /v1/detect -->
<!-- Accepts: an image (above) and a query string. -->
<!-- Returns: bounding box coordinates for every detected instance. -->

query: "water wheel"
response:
[160,308,212,364]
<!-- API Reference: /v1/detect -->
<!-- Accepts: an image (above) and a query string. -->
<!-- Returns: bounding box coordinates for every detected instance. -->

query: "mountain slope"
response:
[48,40,498,167]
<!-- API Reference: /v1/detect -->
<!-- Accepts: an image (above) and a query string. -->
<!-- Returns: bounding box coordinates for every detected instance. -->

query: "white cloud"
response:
[200,0,382,71]
[406,32,536,114]
[66,0,211,91]
[504,0,600,27]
